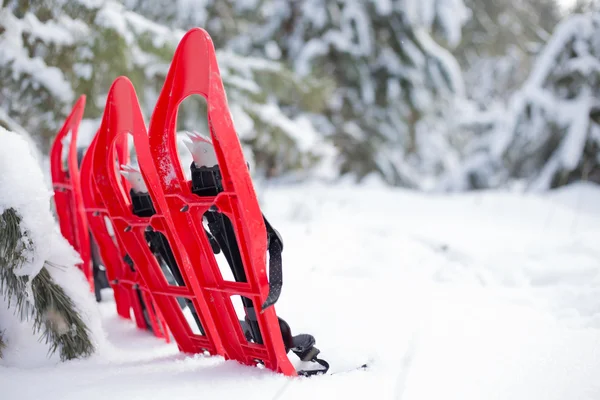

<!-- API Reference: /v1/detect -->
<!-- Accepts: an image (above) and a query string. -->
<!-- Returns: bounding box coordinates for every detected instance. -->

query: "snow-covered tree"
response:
[230,0,472,187]
[0,128,99,363]
[455,11,600,190]
[124,0,474,187]
[0,0,331,179]
[455,0,562,105]
[505,11,600,189]
[121,0,240,49]
[571,0,600,14]
[0,0,176,150]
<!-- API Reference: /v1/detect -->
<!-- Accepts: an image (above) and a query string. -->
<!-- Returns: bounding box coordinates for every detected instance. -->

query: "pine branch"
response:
[31,267,95,361]
[1,208,95,361]
[0,208,33,320]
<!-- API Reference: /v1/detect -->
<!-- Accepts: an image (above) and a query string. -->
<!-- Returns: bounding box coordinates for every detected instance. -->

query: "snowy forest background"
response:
[1,0,599,192]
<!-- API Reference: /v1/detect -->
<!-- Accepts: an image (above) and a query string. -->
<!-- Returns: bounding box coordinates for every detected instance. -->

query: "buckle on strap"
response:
[295,346,330,377]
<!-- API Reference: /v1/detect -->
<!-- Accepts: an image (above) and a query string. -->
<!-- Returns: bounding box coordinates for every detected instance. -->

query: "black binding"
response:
[129,188,206,335]
[190,162,284,311]
[190,161,329,376]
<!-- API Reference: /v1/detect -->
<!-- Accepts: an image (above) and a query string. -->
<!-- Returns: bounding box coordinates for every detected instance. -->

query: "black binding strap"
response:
[190,162,285,311]
[130,189,206,335]
[261,216,284,310]
[190,162,329,373]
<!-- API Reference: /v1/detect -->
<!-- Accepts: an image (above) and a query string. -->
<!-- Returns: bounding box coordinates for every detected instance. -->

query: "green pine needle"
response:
[32,267,95,361]
[0,208,32,319]
[0,208,95,361]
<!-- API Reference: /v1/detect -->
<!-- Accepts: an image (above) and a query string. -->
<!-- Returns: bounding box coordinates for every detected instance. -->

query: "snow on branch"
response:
[0,128,102,365]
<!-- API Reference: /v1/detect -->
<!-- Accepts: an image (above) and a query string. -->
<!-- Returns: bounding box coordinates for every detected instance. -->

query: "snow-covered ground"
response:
[2,180,600,400]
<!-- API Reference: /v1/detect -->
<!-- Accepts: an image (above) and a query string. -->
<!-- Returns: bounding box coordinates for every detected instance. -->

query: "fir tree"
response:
[239,0,471,187]
[124,0,475,186]
[0,0,330,180]
[455,11,600,190]
[455,0,562,104]
[506,11,600,189]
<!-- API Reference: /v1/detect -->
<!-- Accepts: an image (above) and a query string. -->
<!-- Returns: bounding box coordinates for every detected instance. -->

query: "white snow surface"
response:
[2,174,600,399]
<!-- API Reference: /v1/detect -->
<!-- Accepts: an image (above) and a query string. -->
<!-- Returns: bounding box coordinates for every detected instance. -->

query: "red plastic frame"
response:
[73,27,297,376]
[80,106,169,340]
[143,28,296,375]
[50,95,93,289]
[90,75,223,353]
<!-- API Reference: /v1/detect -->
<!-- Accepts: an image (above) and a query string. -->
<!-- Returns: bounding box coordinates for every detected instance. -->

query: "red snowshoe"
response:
[50,97,112,302]
[50,95,93,290]
[79,108,169,340]
[56,27,329,377]
[50,96,164,338]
